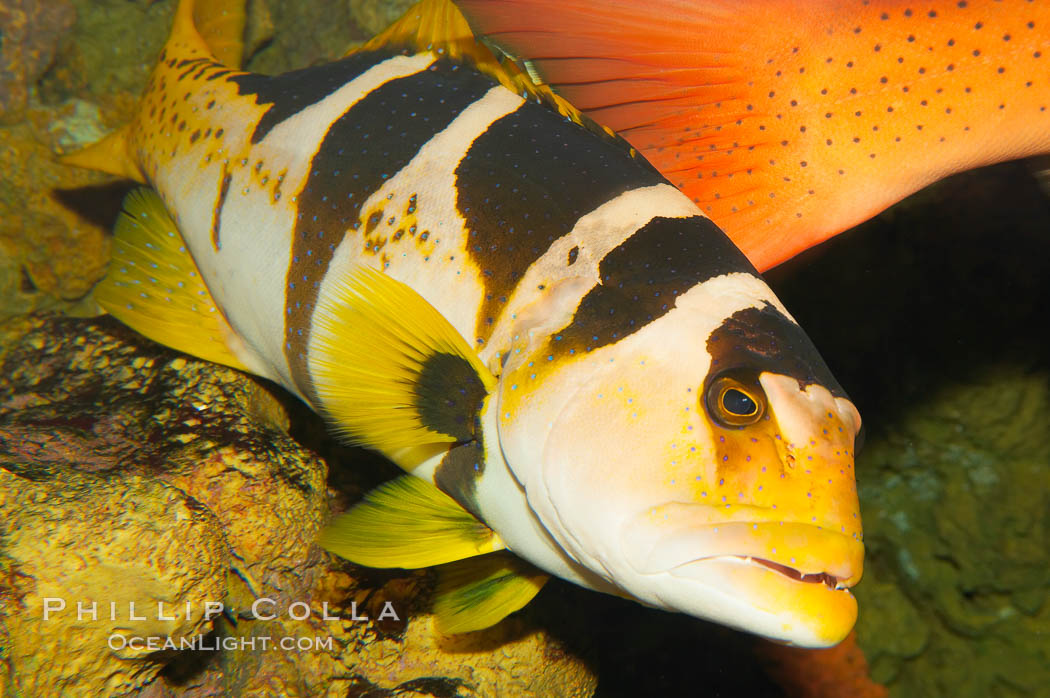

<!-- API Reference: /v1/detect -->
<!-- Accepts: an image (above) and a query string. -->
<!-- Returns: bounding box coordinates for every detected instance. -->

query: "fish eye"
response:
[705,373,766,427]
[723,388,757,416]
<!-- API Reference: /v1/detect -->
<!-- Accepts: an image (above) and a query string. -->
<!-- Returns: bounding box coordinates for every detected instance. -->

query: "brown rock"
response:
[0,314,597,697]
[0,0,76,124]
[0,122,117,319]
[0,468,230,695]
[348,0,416,36]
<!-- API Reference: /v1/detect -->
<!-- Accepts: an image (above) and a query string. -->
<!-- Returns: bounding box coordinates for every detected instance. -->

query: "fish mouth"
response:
[626,518,864,586]
[660,526,863,594]
[731,556,847,590]
[621,513,864,645]
[661,549,860,646]
[754,556,847,588]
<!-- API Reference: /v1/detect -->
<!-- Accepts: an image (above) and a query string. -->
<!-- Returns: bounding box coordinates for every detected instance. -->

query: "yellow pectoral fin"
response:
[95,187,251,373]
[309,265,496,462]
[433,551,549,634]
[318,475,504,569]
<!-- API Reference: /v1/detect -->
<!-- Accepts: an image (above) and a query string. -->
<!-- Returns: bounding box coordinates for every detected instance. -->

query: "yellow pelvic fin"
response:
[433,551,549,634]
[318,475,504,569]
[59,126,145,182]
[95,188,250,372]
[309,265,496,463]
[361,0,628,152]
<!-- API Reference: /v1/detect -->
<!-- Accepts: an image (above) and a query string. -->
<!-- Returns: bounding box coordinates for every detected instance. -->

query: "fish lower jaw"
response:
[661,555,859,647]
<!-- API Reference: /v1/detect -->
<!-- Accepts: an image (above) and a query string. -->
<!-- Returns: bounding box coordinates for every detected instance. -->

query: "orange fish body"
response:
[459,0,1050,270]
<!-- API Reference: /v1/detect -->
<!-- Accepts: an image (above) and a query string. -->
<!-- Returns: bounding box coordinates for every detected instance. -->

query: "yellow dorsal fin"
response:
[167,0,232,65]
[319,475,504,569]
[309,265,497,468]
[361,0,631,153]
[191,0,248,69]
[433,552,549,634]
[95,188,252,373]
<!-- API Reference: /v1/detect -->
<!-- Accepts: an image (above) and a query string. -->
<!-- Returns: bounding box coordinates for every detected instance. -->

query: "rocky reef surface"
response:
[0,0,75,125]
[1,0,1048,695]
[0,314,598,697]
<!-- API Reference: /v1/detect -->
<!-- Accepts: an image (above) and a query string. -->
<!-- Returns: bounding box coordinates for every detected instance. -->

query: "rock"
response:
[46,0,172,103]
[0,120,118,319]
[243,0,276,63]
[0,312,324,694]
[31,97,108,151]
[0,1,112,317]
[245,0,360,75]
[0,0,76,124]
[347,0,417,36]
[853,362,1050,698]
[0,314,598,697]
[852,580,927,686]
[0,468,230,695]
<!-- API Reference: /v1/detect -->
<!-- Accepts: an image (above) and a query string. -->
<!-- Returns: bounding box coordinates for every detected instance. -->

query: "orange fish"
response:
[458,0,1050,270]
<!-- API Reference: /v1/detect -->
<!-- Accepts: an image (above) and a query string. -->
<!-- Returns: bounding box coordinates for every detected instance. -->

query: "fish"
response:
[457,0,1050,270]
[63,0,863,646]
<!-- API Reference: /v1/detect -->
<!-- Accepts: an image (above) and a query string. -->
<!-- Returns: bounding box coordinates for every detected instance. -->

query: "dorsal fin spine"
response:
[362,0,639,161]
[170,0,234,67]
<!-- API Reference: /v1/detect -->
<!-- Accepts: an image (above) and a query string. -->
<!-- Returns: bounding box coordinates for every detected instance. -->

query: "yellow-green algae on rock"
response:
[0,314,597,697]
[854,362,1050,697]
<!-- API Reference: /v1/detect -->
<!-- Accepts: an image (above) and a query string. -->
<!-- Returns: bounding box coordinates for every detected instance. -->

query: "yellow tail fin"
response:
[59,126,145,182]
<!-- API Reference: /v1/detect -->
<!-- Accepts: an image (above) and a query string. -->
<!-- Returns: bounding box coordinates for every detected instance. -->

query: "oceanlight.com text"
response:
[107,634,335,653]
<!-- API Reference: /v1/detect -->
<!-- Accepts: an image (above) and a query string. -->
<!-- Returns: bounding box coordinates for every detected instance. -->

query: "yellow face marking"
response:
[709,406,862,540]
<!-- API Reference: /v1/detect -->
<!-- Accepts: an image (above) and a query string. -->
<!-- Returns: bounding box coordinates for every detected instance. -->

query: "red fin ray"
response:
[461,0,1050,270]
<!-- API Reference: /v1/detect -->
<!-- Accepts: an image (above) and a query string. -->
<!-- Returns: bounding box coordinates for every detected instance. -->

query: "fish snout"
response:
[620,504,864,646]
[622,506,864,586]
